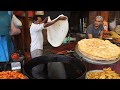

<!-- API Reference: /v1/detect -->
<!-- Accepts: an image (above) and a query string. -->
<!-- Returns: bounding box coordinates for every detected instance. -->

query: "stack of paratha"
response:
[77,38,120,60]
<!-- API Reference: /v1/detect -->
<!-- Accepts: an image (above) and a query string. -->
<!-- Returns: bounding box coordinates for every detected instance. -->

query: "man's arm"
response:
[88,34,93,39]
[44,16,67,28]
[99,30,103,39]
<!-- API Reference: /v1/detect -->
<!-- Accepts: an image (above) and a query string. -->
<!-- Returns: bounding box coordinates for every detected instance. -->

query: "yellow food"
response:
[78,38,120,60]
[86,68,120,79]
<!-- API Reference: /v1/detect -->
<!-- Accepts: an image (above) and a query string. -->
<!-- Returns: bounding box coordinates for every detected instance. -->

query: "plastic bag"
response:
[10,15,22,36]
[12,14,22,28]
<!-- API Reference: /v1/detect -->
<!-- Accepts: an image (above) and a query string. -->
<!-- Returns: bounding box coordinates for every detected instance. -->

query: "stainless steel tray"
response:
[75,45,120,65]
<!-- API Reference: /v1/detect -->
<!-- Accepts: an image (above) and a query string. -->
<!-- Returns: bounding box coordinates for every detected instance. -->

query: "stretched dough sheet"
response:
[47,15,69,47]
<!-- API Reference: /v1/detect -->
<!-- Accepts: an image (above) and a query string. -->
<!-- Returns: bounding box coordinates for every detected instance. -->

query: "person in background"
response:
[0,11,14,62]
[86,16,104,39]
[30,15,67,79]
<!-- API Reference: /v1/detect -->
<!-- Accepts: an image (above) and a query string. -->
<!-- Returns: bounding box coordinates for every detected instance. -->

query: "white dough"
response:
[47,14,69,47]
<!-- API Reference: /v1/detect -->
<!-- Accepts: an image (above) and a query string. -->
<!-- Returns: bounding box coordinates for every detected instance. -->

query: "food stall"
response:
[44,11,120,79]
[29,11,120,79]
[1,11,120,79]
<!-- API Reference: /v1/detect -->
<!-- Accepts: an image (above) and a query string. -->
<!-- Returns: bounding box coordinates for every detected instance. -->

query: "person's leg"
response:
[31,49,45,79]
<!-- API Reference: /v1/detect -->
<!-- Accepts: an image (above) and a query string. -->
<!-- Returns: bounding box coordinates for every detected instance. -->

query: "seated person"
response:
[86,16,104,39]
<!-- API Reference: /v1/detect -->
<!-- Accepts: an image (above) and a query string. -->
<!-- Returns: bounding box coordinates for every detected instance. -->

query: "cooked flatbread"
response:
[77,38,120,60]
[47,15,69,47]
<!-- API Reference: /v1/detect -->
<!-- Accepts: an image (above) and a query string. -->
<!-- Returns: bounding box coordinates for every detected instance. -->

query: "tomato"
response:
[11,53,19,61]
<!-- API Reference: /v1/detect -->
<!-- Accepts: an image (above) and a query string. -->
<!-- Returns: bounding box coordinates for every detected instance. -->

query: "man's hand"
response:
[42,17,48,23]
[58,16,67,20]
[44,17,48,21]
[44,15,67,28]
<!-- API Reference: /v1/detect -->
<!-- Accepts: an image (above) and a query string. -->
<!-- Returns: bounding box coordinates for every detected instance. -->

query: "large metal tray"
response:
[75,45,120,65]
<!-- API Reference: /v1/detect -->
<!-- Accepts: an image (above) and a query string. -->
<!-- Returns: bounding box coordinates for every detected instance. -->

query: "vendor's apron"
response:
[0,11,13,62]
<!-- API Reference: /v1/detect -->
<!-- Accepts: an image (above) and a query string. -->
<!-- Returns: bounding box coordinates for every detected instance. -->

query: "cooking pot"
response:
[23,54,87,79]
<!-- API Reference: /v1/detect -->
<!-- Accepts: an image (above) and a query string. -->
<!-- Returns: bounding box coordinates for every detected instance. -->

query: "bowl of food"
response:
[0,70,28,79]
[85,70,103,79]
[85,67,120,79]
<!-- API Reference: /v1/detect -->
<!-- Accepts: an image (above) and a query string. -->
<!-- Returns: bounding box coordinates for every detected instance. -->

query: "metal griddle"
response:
[75,45,120,65]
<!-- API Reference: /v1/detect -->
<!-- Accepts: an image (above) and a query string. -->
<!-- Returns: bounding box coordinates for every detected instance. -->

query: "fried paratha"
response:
[78,38,120,60]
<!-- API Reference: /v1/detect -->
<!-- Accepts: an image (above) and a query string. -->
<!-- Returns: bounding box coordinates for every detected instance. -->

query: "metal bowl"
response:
[85,70,103,79]
[24,54,87,79]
